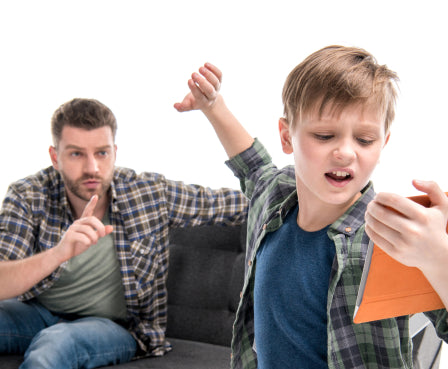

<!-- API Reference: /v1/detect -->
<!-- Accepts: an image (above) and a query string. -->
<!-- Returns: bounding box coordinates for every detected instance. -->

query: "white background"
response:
[0,0,447,364]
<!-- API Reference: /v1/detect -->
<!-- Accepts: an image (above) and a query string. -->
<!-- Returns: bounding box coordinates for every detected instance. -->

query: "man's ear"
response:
[49,146,59,170]
[279,118,293,154]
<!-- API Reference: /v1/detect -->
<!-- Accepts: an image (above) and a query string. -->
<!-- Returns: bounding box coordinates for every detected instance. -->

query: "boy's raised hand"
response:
[54,195,114,263]
[365,180,448,305]
[365,180,448,270]
[175,62,253,158]
[365,180,448,308]
[174,63,222,113]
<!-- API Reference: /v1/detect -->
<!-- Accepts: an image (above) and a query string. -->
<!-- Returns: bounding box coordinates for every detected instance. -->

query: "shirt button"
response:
[248,260,253,267]
[345,227,352,233]
[262,224,267,230]
[240,291,243,298]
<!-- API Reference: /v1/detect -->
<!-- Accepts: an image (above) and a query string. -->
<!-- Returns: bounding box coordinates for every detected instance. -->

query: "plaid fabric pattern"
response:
[226,139,448,369]
[0,166,248,356]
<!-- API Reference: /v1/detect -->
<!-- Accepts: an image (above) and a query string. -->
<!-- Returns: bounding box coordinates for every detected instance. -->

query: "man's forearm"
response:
[0,247,62,300]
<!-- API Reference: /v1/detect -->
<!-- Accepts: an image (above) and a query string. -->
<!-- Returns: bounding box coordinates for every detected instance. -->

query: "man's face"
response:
[279,104,389,210]
[50,126,117,204]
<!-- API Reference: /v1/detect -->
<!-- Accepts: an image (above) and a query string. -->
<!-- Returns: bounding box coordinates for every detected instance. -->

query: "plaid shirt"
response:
[0,166,248,356]
[226,139,448,369]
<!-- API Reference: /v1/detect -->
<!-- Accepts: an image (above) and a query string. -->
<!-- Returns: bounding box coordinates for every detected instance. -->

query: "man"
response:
[0,98,248,368]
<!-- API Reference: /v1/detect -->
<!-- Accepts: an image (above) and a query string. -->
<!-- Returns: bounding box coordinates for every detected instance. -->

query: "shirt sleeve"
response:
[163,178,249,228]
[225,138,279,200]
[424,309,448,343]
[0,185,36,261]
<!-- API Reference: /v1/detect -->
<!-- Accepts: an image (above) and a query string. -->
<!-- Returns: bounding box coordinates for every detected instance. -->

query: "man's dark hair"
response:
[51,98,117,147]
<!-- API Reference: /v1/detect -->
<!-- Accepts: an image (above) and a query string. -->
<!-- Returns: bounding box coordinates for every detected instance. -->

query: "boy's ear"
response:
[279,118,293,154]
[384,132,391,147]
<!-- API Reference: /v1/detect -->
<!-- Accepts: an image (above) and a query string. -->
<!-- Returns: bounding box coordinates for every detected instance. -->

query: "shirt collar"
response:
[329,182,375,237]
[275,181,375,236]
[109,174,120,213]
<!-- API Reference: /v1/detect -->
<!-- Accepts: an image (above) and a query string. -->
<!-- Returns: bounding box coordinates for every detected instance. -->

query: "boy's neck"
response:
[297,192,361,232]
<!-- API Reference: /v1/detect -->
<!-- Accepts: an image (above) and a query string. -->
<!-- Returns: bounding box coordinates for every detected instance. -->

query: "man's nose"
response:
[84,155,99,174]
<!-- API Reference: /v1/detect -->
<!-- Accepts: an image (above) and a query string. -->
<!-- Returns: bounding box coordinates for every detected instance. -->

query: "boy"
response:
[175,46,448,368]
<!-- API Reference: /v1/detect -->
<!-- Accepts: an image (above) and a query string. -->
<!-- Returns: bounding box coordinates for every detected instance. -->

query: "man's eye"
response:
[70,152,81,157]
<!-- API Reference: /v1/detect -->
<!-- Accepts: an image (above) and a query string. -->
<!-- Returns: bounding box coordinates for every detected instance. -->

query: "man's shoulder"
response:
[112,167,168,201]
[8,166,61,196]
[113,167,166,186]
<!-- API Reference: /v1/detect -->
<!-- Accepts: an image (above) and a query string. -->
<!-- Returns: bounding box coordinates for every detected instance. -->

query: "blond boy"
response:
[175,46,448,368]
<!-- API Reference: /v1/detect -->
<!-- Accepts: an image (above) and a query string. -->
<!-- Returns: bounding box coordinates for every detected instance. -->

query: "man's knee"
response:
[22,324,79,369]
[22,319,136,369]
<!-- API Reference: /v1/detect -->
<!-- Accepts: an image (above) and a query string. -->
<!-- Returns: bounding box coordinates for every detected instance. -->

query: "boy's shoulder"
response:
[248,165,298,230]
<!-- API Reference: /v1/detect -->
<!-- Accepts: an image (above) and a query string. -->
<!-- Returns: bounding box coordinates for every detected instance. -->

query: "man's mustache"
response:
[79,176,103,181]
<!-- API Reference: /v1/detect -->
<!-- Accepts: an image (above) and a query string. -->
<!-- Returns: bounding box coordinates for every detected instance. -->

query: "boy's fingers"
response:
[81,195,98,218]
[204,62,222,82]
[413,180,448,209]
[173,94,193,112]
[192,73,217,101]
[200,65,221,92]
[189,77,208,101]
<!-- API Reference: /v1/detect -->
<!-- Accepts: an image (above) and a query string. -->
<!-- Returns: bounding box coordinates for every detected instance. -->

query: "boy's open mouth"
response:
[325,171,352,182]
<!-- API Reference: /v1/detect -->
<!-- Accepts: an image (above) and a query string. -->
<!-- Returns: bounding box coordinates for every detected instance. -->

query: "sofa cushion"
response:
[110,338,231,369]
[0,339,231,369]
[166,224,246,346]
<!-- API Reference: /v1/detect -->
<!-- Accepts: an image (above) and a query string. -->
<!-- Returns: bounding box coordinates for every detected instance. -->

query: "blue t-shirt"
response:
[254,205,335,368]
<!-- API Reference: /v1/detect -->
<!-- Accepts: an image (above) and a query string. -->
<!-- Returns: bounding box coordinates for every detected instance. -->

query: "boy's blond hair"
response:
[282,45,399,132]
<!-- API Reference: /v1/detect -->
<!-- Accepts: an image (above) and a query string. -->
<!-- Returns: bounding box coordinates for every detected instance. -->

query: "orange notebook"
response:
[353,193,447,324]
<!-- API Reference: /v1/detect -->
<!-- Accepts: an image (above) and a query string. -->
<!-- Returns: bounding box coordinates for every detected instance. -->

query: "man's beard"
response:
[61,173,112,202]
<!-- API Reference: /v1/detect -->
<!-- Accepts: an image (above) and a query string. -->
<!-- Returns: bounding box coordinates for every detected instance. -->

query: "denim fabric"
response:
[0,299,136,369]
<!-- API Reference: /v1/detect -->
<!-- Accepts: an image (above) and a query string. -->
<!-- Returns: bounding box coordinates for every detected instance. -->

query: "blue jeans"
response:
[0,299,137,369]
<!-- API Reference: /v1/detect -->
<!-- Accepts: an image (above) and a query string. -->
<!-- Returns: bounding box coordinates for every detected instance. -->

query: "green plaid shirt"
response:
[0,166,248,357]
[226,139,448,369]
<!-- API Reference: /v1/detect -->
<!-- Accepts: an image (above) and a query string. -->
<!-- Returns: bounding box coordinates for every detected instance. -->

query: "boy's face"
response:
[279,103,389,210]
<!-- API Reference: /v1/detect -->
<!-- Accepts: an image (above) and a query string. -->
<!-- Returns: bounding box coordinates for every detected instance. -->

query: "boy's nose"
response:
[333,141,356,162]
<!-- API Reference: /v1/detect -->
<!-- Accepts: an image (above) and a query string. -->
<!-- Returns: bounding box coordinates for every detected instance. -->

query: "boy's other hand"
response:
[365,180,448,272]
[174,63,222,113]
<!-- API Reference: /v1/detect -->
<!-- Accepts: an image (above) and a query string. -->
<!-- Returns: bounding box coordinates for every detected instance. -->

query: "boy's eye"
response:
[357,137,375,146]
[314,134,333,141]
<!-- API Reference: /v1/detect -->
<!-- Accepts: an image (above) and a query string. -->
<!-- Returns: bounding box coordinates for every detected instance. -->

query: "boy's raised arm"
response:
[174,63,254,158]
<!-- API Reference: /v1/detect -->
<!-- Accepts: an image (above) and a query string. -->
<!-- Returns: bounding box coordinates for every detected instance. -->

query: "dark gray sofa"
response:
[0,224,443,368]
